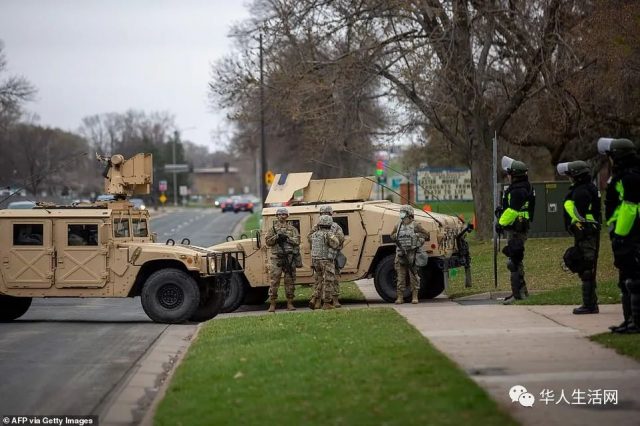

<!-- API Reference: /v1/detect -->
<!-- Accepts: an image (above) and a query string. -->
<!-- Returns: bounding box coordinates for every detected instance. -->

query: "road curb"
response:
[100,324,200,426]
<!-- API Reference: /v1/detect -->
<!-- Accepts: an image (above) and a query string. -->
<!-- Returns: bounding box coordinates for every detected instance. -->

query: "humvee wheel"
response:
[0,295,32,322]
[374,255,411,303]
[418,265,446,299]
[221,273,246,313]
[141,268,200,324]
[243,286,269,305]
[190,279,225,322]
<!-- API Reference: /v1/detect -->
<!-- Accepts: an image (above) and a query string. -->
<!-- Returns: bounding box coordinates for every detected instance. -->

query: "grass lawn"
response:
[447,231,619,302]
[243,211,261,233]
[155,309,515,426]
[274,281,366,305]
[590,333,640,362]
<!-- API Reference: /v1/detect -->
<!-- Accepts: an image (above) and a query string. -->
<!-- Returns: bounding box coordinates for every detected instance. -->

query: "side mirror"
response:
[99,223,110,244]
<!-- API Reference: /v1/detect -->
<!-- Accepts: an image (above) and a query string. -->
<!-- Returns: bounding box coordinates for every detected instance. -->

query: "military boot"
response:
[268,298,277,313]
[625,279,640,333]
[287,297,296,311]
[573,280,599,314]
[411,289,419,304]
[332,296,341,308]
[395,291,404,304]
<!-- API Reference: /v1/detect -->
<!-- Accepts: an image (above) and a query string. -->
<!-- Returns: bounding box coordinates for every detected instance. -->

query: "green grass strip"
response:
[514,280,621,305]
[590,333,640,362]
[155,309,515,426]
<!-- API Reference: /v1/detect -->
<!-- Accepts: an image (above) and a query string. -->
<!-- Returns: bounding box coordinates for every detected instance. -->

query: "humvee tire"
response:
[221,273,246,313]
[243,286,269,305]
[418,264,446,299]
[0,295,32,322]
[374,255,411,303]
[190,279,225,322]
[141,268,200,324]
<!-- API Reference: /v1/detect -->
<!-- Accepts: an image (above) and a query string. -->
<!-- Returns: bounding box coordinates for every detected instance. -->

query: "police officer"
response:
[497,156,535,302]
[391,205,429,304]
[309,215,341,310]
[598,138,640,333]
[308,205,344,308]
[265,208,300,312]
[557,160,601,314]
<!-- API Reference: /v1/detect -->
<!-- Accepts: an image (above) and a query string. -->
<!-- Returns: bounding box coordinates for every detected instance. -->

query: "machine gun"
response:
[96,153,153,199]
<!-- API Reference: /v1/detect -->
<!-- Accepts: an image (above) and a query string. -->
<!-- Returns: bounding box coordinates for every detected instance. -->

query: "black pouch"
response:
[563,246,583,274]
[513,218,529,233]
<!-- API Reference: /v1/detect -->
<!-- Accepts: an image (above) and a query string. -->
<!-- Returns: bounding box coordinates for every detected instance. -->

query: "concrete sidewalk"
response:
[356,279,640,426]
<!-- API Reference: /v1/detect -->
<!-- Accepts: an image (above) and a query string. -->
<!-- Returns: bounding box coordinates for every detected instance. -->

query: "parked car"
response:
[233,197,254,213]
[214,195,228,208]
[6,201,36,209]
[220,197,236,212]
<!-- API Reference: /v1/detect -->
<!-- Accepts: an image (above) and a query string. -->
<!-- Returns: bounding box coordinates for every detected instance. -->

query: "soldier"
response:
[308,205,344,308]
[557,160,601,314]
[598,138,640,334]
[309,215,341,310]
[496,156,535,302]
[265,207,300,312]
[391,205,429,304]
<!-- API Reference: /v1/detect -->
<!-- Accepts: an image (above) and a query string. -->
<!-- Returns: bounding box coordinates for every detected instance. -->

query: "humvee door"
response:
[2,220,54,289]
[54,219,108,288]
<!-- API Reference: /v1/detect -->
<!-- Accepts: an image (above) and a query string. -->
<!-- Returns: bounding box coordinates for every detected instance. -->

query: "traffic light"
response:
[376,160,385,176]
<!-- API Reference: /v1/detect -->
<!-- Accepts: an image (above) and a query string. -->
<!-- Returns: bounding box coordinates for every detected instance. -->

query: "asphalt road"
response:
[0,208,247,416]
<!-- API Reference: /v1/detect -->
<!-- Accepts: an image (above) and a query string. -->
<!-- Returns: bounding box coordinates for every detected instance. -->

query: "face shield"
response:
[556,162,570,176]
[501,156,515,172]
[597,138,615,155]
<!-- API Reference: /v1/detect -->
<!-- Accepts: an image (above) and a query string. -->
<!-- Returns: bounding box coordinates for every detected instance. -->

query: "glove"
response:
[611,235,629,254]
[277,233,288,244]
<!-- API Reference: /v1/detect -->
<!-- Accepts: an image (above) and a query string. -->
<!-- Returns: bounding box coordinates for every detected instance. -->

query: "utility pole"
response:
[173,130,179,206]
[259,32,267,204]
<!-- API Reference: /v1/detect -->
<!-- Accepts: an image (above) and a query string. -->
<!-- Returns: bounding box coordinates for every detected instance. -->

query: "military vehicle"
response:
[210,173,472,312]
[0,153,242,323]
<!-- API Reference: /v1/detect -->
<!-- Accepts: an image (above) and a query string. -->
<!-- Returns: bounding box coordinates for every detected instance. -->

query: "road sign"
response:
[265,170,275,186]
[159,180,168,192]
[159,193,167,204]
[179,185,189,196]
[164,164,190,173]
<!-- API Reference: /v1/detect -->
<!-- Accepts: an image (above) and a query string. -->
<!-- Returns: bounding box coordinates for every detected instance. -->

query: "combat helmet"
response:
[556,160,590,178]
[276,207,289,216]
[318,215,333,227]
[399,205,414,219]
[501,156,528,177]
[319,205,333,215]
[597,138,637,161]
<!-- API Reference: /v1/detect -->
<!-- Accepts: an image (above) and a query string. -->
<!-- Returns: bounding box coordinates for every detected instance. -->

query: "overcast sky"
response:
[0,0,252,150]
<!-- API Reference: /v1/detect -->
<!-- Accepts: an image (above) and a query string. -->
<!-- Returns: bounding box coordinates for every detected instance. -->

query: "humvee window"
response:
[288,219,300,233]
[132,218,148,237]
[68,224,98,246]
[114,218,130,238]
[333,216,349,235]
[13,224,44,246]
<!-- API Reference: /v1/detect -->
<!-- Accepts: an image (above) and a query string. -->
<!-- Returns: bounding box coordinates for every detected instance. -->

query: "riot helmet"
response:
[556,160,590,179]
[597,138,636,161]
[501,156,528,177]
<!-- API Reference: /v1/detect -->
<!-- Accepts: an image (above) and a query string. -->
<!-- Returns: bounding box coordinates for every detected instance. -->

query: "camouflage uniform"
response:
[309,215,341,310]
[265,209,300,311]
[308,205,344,307]
[391,206,429,304]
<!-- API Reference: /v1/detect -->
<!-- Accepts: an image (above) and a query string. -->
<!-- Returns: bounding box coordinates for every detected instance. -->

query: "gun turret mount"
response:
[97,153,153,198]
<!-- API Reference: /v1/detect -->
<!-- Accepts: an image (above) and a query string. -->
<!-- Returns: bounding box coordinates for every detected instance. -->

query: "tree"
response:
[0,40,36,130]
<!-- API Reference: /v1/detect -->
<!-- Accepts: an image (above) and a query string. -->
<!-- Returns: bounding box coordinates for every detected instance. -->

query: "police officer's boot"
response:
[620,279,640,334]
[411,289,419,304]
[611,280,633,332]
[268,298,277,313]
[573,280,599,315]
[286,297,296,311]
[332,295,341,308]
[395,289,404,305]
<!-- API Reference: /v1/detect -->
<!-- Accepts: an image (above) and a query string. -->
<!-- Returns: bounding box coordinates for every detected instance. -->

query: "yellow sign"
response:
[265,170,275,186]
[159,193,167,204]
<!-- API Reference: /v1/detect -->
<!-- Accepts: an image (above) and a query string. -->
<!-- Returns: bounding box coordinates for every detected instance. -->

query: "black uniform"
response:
[498,177,535,299]
[562,176,601,312]
[606,161,640,331]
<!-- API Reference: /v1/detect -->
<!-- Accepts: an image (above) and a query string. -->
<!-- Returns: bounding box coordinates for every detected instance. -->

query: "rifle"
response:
[274,223,295,275]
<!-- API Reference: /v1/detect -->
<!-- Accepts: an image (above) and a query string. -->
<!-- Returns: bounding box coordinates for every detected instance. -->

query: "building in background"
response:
[191,166,239,197]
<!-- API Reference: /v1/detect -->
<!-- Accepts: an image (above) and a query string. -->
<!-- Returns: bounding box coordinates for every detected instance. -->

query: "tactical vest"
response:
[272,222,295,255]
[563,182,601,225]
[606,168,640,237]
[397,222,418,251]
[311,229,337,260]
[503,181,535,221]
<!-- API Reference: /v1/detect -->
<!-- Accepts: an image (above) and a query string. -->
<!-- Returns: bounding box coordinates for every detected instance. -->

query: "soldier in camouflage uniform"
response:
[391,205,429,304]
[265,208,300,312]
[307,205,344,308]
[309,215,341,310]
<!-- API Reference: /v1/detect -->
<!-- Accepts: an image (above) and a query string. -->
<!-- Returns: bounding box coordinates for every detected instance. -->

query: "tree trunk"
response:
[468,117,493,240]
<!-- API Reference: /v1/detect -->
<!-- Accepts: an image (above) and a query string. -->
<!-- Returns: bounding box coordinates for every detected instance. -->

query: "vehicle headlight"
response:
[140,204,146,210]
[208,255,218,274]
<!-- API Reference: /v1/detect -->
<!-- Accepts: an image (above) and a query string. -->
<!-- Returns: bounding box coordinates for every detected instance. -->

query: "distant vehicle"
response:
[214,196,227,208]
[130,198,146,210]
[96,194,115,202]
[7,201,36,209]
[220,197,236,213]
[233,197,254,214]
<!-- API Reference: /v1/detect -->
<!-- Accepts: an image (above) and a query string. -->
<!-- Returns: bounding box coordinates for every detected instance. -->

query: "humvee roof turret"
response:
[0,153,243,324]
[209,173,472,312]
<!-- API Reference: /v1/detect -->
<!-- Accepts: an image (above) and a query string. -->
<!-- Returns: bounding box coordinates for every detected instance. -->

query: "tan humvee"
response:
[0,153,242,323]
[209,173,472,312]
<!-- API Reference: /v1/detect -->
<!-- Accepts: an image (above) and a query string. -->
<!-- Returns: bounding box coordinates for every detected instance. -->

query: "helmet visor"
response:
[597,138,614,154]
[501,156,515,172]
[556,162,570,176]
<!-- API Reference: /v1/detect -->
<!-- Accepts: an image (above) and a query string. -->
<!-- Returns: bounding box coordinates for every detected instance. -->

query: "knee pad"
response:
[626,279,640,295]
[506,259,519,272]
